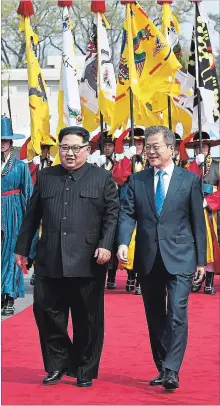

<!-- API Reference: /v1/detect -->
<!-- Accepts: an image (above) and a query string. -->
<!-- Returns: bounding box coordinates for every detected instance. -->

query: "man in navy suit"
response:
[117,126,206,391]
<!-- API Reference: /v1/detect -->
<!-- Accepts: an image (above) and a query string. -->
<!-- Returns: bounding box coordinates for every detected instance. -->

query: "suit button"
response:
[66,188,69,191]
[64,202,68,205]
[63,217,66,220]
[63,232,67,235]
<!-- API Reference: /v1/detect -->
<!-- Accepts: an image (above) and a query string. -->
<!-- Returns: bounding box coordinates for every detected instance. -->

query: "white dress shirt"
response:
[1,153,10,172]
[154,162,175,196]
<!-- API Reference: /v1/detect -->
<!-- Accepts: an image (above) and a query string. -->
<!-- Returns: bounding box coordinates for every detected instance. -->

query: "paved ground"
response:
[1,272,34,321]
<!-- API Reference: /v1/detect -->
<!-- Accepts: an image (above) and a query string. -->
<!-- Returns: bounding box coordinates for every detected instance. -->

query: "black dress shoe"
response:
[42,369,67,385]
[150,371,165,386]
[163,370,179,390]
[106,281,116,290]
[77,378,93,387]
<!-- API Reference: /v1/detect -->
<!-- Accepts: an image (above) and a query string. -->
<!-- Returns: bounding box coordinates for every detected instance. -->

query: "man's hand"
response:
[94,248,111,265]
[15,254,28,273]
[203,198,208,208]
[196,153,205,166]
[117,245,128,264]
[194,265,205,284]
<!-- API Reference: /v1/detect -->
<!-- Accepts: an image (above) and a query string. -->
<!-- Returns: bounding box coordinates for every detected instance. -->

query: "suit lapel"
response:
[144,168,158,219]
[159,165,184,220]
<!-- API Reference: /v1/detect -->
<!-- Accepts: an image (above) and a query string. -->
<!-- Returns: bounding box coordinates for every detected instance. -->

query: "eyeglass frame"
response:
[145,143,173,153]
[59,144,89,154]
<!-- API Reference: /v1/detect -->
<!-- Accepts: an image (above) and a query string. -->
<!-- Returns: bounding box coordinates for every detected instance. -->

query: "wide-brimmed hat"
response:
[175,133,182,145]
[125,127,145,141]
[101,131,115,145]
[185,131,220,149]
[1,117,25,140]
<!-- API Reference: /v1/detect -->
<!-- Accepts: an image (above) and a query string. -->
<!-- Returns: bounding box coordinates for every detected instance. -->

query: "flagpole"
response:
[129,87,135,173]
[191,0,204,194]
[157,1,173,130]
[192,0,203,153]
[167,96,172,130]
[91,1,107,155]
[120,0,136,172]
[100,112,104,154]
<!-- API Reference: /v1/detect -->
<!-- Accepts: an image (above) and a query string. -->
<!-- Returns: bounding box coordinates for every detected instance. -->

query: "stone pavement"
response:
[1,272,34,321]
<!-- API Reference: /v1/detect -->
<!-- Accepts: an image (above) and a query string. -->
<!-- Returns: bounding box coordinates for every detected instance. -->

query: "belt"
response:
[1,189,20,197]
[203,184,214,195]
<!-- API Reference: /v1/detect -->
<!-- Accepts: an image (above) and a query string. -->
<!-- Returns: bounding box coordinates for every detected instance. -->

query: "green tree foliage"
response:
[1,0,194,70]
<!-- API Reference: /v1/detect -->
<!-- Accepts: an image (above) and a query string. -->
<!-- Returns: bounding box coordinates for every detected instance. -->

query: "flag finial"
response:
[58,1,73,7]
[91,1,106,13]
[17,0,35,17]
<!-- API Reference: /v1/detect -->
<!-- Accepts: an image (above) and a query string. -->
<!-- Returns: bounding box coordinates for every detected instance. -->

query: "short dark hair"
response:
[58,126,90,144]
[145,126,176,147]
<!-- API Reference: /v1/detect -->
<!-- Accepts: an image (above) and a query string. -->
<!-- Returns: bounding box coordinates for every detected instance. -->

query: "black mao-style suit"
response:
[15,162,119,378]
[118,165,206,373]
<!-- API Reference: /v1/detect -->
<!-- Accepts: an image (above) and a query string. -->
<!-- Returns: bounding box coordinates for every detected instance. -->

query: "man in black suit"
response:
[15,126,119,388]
[117,126,206,391]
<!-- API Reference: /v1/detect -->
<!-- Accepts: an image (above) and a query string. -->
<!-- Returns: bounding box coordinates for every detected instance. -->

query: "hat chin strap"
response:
[1,144,12,161]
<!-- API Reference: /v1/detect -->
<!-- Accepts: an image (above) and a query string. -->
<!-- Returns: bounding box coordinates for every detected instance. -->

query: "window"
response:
[17,85,28,93]
[51,85,59,94]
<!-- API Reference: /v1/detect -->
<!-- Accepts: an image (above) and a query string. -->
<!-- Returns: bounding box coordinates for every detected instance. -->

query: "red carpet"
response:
[2,272,220,405]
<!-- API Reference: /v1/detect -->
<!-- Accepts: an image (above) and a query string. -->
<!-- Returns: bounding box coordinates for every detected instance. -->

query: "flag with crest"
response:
[80,23,99,132]
[56,5,82,135]
[97,12,116,127]
[110,1,181,134]
[80,9,116,132]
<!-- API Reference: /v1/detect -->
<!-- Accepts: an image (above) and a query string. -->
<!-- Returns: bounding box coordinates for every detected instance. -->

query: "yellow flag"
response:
[19,17,53,159]
[161,3,180,43]
[158,3,193,137]
[110,2,181,134]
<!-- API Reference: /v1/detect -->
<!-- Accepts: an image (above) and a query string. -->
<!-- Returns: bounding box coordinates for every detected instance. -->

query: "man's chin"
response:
[149,158,159,167]
[63,161,76,170]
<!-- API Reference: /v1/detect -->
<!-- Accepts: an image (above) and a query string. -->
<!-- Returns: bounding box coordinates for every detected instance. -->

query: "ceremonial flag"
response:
[17,3,52,158]
[80,23,99,132]
[158,1,193,136]
[80,6,116,132]
[160,2,182,62]
[56,4,82,134]
[111,1,181,133]
[97,12,116,127]
[188,2,220,131]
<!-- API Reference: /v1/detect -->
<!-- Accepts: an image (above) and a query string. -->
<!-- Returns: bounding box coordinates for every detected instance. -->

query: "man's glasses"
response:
[59,144,89,154]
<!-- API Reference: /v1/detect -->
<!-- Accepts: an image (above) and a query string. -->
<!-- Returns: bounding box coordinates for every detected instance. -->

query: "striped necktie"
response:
[155,170,166,215]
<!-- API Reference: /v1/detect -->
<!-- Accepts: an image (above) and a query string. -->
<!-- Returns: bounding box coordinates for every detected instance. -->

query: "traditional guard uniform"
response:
[1,117,33,315]
[173,133,189,169]
[20,136,57,284]
[114,128,149,295]
[186,132,220,294]
[99,132,119,290]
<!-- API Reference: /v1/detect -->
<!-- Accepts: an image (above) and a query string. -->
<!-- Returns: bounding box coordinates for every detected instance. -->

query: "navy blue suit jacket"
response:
[118,165,206,276]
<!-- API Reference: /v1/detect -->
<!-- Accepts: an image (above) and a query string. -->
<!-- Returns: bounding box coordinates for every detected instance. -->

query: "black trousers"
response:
[139,250,193,373]
[33,275,106,379]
